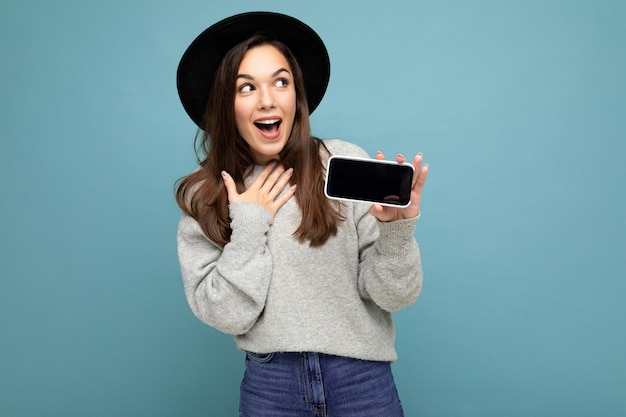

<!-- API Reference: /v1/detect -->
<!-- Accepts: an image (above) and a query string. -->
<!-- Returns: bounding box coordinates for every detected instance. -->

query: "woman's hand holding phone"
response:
[370,152,428,222]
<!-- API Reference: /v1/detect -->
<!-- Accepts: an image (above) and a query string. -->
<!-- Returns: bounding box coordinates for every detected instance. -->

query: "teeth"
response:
[256,119,280,125]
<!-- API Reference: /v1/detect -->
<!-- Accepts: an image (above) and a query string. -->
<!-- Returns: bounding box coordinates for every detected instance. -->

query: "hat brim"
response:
[177,12,330,129]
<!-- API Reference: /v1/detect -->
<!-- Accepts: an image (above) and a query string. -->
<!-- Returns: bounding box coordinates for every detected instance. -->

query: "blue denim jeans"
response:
[239,352,404,417]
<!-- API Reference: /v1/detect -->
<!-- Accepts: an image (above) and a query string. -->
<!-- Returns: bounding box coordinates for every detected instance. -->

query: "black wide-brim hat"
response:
[177,11,330,129]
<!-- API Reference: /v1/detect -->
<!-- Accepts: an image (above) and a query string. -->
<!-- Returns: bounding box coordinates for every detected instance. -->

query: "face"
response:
[234,44,297,165]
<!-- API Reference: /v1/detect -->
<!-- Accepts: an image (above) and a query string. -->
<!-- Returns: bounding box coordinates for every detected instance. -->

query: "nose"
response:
[257,86,275,109]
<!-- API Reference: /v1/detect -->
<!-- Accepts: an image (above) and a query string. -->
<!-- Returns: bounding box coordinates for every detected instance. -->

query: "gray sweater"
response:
[177,139,423,362]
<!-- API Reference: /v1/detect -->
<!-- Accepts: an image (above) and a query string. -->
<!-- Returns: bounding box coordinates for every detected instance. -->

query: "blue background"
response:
[2,0,625,416]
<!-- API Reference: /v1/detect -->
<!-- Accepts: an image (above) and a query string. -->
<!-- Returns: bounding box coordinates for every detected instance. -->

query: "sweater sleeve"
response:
[177,202,274,335]
[356,208,423,313]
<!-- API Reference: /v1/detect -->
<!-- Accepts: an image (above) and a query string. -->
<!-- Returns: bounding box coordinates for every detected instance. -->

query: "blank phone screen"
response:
[325,157,413,206]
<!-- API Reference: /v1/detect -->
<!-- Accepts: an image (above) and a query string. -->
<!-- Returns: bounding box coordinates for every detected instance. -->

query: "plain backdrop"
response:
[1,0,625,416]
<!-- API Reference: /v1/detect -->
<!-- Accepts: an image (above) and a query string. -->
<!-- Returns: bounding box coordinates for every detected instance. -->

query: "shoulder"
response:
[320,139,370,159]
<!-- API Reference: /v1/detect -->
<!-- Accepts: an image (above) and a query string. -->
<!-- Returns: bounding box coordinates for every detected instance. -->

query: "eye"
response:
[238,83,254,93]
[275,78,289,88]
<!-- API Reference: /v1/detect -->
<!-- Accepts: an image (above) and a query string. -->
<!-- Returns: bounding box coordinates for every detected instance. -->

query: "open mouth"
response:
[254,118,282,135]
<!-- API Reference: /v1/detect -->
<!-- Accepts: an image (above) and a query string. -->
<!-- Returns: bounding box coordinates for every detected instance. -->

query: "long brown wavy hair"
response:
[175,34,344,247]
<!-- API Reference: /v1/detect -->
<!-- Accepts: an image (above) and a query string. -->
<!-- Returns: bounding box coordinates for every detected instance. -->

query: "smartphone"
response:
[324,155,414,207]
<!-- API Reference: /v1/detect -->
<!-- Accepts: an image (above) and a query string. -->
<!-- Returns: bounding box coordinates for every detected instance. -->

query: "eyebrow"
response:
[236,67,291,80]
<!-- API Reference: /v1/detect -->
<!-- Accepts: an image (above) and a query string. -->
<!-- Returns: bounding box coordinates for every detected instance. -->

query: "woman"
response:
[175,12,428,417]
